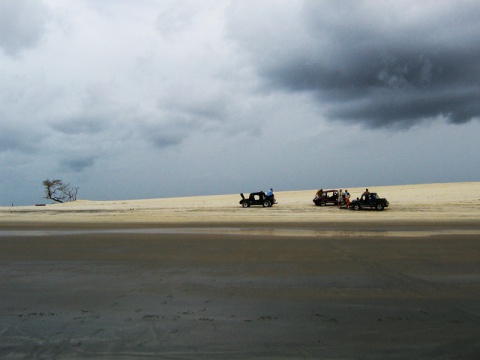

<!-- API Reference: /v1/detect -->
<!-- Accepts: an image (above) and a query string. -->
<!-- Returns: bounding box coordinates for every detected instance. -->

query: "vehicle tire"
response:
[242,202,250,208]
[375,203,384,211]
[263,200,271,207]
[320,200,326,206]
[353,204,361,211]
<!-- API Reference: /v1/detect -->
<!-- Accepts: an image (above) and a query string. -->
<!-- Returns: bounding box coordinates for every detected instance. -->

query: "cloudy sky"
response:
[1,0,479,206]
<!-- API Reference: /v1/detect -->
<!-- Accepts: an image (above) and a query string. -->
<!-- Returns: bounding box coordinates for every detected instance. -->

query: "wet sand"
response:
[1,223,480,359]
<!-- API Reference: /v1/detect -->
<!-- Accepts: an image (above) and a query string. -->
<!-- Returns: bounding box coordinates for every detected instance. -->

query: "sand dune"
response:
[1,182,479,226]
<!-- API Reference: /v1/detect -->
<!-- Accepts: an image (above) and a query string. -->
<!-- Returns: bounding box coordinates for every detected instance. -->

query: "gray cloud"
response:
[61,156,97,172]
[149,132,184,149]
[228,0,480,129]
[0,123,43,154]
[143,88,236,150]
[156,1,199,37]
[0,0,49,56]
[143,118,199,150]
[0,128,23,152]
[49,116,108,135]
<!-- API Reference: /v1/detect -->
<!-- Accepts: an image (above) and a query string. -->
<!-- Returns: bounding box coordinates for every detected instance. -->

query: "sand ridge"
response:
[1,182,479,226]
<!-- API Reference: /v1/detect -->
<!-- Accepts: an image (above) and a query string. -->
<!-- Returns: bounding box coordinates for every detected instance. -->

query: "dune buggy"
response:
[313,189,341,206]
[240,192,275,208]
[349,193,389,211]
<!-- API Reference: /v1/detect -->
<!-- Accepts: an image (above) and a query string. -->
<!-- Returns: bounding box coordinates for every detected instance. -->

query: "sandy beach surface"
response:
[1,182,479,359]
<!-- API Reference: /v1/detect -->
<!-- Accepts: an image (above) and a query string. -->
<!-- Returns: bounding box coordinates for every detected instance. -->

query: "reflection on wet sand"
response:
[2,227,480,238]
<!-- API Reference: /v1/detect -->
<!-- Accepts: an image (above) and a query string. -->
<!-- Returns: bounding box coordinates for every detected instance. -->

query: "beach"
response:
[1,182,480,359]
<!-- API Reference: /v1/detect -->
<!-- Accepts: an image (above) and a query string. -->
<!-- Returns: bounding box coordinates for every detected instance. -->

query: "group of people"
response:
[314,188,351,208]
[340,188,376,208]
[271,187,376,208]
[338,189,351,208]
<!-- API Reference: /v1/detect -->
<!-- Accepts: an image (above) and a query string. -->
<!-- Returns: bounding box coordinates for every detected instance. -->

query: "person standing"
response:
[362,188,372,207]
[344,189,351,208]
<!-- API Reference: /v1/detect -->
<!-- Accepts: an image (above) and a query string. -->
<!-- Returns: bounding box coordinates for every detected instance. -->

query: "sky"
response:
[1,0,479,206]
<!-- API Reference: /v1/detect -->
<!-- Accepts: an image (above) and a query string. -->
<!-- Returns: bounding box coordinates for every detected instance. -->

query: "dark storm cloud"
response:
[0,0,49,56]
[229,0,480,129]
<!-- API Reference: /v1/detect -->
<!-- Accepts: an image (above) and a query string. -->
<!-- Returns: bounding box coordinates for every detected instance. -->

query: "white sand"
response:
[1,182,479,225]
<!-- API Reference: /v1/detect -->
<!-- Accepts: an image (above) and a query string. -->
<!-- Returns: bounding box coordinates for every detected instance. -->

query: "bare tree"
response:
[42,179,79,203]
[65,185,79,202]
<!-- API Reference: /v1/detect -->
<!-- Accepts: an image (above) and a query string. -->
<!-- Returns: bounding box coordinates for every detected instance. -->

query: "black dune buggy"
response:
[349,193,389,211]
[239,192,276,208]
[313,189,341,206]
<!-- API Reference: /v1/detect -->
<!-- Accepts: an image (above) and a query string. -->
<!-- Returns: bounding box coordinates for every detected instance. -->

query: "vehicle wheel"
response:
[320,200,326,206]
[353,204,360,211]
[263,200,271,207]
[242,202,250,208]
[375,203,384,211]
